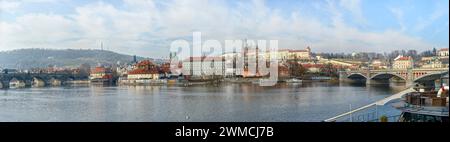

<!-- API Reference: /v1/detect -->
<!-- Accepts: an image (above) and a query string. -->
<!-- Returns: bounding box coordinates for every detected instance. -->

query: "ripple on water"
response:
[0,83,405,122]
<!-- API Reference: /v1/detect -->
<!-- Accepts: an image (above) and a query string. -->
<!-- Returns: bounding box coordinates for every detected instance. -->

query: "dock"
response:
[324,87,416,122]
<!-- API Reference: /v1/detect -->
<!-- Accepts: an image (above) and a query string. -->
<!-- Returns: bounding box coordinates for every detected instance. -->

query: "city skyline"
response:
[0,0,449,58]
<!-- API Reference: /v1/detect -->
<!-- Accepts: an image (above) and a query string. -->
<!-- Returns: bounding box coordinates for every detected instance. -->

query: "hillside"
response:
[0,49,152,69]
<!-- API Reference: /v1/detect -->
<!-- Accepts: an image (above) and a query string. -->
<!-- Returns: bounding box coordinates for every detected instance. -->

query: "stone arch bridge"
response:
[0,73,88,89]
[340,68,449,86]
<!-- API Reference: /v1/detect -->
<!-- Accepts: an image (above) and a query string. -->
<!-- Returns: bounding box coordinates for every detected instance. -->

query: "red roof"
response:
[396,56,412,61]
[91,67,109,74]
[102,74,113,79]
[160,63,171,73]
[128,68,158,75]
[439,48,449,51]
[128,60,161,74]
[136,60,154,66]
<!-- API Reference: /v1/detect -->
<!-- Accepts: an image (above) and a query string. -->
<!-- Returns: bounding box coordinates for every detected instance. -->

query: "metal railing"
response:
[336,112,401,122]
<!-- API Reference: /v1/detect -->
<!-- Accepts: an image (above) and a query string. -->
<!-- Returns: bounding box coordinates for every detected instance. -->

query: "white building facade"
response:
[438,48,449,57]
[182,57,225,76]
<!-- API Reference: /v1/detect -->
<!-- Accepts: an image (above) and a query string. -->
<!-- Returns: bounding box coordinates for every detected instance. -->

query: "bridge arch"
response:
[414,71,449,83]
[348,73,367,78]
[8,76,29,82]
[370,73,407,82]
[9,77,28,88]
[32,76,47,87]
[49,77,63,86]
[347,73,368,79]
[66,76,76,81]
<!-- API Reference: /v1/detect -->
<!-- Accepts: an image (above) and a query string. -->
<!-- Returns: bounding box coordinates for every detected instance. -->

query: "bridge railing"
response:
[346,68,449,73]
[333,111,401,122]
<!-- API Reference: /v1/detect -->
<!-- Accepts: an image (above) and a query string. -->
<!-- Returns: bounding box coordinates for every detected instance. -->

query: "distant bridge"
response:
[0,73,88,89]
[340,68,449,86]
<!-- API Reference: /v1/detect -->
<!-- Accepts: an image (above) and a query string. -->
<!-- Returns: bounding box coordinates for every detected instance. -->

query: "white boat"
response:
[259,79,278,86]
[285,78,302,83]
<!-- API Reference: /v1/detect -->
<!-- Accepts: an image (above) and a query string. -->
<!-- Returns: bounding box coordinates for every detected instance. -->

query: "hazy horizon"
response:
[0,45,446,60]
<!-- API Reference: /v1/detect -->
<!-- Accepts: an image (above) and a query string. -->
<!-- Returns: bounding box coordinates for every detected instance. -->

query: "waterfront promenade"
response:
[324,87,416,122]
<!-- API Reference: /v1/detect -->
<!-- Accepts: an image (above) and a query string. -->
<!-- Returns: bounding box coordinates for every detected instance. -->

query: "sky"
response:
[0,0,449,58]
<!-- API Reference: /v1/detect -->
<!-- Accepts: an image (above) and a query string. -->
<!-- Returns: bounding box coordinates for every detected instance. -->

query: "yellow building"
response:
[289,46,311,59]
[263,46,312,61]
[393,56,414,69]
[370,60,388,70]
[421,57,445,69]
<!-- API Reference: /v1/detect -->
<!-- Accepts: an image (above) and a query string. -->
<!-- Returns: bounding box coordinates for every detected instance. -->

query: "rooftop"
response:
[128,68,159,75]
[136,60,154,66]
[91,67,111,74]
[395,56,413,61]
[439,48,449,51]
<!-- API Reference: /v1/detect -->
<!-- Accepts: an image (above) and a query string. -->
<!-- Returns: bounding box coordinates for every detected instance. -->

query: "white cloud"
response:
[0,0,67,15]
[389,7,406,31]
[0,0,21,13]
[0,13,77,49]
[0,0,440,57]
[339,0,366,25]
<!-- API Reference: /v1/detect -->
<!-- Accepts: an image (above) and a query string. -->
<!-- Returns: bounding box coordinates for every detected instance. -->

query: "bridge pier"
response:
[339,71,348,83]
[405,81,414,87]
[0,80,10,89]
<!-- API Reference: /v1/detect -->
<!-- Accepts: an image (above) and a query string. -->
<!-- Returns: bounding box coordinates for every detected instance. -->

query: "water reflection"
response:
[0,82,406,122]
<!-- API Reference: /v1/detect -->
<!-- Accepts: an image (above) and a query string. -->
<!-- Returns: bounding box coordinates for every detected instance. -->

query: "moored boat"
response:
[394,84,449,122]
[285,78,302,83]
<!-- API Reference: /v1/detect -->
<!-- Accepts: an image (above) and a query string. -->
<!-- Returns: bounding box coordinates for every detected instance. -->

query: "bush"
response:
[380,115,389,122]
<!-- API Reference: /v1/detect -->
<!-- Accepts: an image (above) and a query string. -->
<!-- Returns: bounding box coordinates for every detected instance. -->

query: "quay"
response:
[324,87,416,122]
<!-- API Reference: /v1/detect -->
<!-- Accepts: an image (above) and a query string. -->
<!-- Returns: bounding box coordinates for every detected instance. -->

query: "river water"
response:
[0,82,406,122]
